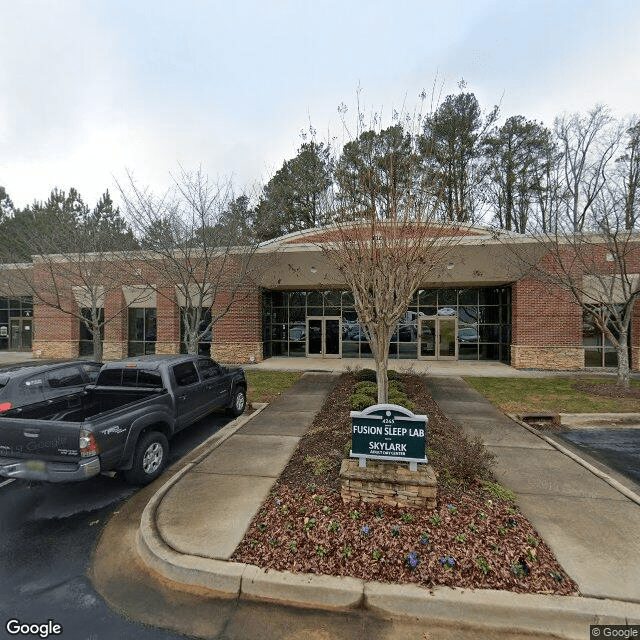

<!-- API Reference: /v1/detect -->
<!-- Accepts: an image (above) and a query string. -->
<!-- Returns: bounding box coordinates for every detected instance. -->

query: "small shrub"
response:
[257,523,267,533]
[288,541,297,553]
[280,505,289,515]
[400,513,415,524]
[429,514,443,526]
[341,545,353,559]
[453,532,467,544]
[350,393,376,411]
[315,545,327,558]
[313,494,325,504]
[405,551,419,570]
[303,518,316,531]
[510,561,529,578]
[322,505,332,515]
[355,381,378,396]
[388,391,415,411]
[327,520,340,532]
[527,535,539,547]
[343,441,352,457]
[419,532,430,545]
[388,379,405,393]
[349,509,361,520]
[374,506,384,519]
[468,522,478,533]
[313,459,329,475]
[390,525,400,538]
[483,480,517,503]
[372,549,383,561]
[387,370,399,380]
[476,555,491,575]
[355,369,377,382]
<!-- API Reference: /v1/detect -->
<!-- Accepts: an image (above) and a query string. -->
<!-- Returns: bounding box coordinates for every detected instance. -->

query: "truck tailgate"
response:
[0,417,83,462]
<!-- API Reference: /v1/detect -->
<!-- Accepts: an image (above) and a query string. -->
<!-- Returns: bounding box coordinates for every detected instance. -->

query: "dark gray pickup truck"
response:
[0,355,247,485]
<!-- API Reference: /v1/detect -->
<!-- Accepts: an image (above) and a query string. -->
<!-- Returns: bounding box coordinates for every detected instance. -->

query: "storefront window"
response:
[262,286,512,363]
[583,305,626,368]
[0,297,33,351]
[128,308,157,356]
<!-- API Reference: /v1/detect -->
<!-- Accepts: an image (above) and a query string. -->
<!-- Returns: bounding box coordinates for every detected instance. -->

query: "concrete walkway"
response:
[426,376,640,602]
[156,373,334,560]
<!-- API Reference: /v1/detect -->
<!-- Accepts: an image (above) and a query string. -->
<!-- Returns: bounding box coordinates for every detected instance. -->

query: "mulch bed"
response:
[232,373,578,595]
[573,381,640,399]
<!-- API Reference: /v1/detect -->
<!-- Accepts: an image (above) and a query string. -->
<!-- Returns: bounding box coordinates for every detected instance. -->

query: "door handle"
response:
[177,394,187,401]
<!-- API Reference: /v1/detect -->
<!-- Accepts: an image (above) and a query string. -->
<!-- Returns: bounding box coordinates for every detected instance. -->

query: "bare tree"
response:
[554,105,622,232]
[117,168,262,355]
[501,179,640,388]
[0,188,138,360]
[615,117,640,230]
[321,107,462,403]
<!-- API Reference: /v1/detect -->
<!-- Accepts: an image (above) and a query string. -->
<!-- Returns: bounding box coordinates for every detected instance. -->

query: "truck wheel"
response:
[124,431,169,485]
[228,387,246,417]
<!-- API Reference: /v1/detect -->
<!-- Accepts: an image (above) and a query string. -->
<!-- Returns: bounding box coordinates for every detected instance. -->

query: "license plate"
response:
[26,460,46,472]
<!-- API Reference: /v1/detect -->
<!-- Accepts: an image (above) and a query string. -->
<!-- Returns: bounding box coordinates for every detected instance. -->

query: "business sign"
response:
[351,403,428,470]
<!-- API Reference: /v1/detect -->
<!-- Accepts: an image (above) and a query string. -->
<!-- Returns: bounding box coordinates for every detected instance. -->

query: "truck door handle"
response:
[177,394,187,401]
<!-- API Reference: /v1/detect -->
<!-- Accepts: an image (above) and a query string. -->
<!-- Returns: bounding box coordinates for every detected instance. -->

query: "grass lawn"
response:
[246,370,302,404]
[464,377,640,414]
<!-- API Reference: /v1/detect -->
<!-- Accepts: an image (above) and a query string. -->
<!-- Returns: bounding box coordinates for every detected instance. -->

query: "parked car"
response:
[0,355,246,485]
[457,328,479,343]
[0,360,102,413]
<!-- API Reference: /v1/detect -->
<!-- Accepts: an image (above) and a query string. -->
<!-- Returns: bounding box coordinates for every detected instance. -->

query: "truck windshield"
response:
[96,368,164,389]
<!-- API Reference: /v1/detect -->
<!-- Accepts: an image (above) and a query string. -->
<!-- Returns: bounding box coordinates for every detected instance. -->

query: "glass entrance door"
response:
[306,317,342,358]
[9,318,32,351]
[418,317,457,360]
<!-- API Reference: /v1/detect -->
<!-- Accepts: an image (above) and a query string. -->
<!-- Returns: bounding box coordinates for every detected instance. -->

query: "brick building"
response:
[0,224,638,372]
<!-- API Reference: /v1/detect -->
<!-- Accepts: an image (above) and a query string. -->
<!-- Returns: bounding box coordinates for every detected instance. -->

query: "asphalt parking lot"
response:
[555,427,640,485]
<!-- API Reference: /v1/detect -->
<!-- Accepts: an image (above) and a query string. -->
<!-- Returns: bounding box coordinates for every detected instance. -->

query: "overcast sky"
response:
[1,0,639,210]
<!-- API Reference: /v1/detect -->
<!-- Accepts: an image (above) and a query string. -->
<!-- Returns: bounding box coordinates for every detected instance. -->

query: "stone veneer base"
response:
[339,459,437,509]
[511,345,583,370]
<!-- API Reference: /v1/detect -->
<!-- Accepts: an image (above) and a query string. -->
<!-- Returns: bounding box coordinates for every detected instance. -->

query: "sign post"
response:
[350,403,428,471]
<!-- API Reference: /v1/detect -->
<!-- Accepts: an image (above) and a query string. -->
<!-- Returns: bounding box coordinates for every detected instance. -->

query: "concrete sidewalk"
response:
[133,372,640,639]
[155,372,334,560]
[426,377,640,602]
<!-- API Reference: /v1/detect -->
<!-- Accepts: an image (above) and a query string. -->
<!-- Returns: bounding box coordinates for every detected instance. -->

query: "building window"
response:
[180,308,212,355]
[0,297,33,351]
[261,287,512,363]
[583,305,626,367]
[128,308,157,356]
[79,308,104,356]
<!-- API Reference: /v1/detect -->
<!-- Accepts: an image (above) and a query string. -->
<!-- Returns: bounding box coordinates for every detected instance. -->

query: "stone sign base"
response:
[339,459,437,509]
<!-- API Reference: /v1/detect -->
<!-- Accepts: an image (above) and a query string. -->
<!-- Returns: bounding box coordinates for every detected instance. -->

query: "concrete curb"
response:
[508,413,640,508]
[560,412,640,428]
[137,404,640,638]
[364,583,640,639]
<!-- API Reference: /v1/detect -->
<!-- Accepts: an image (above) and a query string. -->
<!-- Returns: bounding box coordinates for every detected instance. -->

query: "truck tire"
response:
[124,431,169,485]
[228,387,246,417]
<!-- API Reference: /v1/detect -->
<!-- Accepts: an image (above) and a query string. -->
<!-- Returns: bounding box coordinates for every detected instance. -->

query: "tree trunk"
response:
[92,325,103,362]
[369,327,390,404]
[185,331,199,355]
[616,329,630,389]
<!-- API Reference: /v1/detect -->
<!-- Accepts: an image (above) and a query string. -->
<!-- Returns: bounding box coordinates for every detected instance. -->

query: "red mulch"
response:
[231,373,578,595]
[573,381,640,399]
